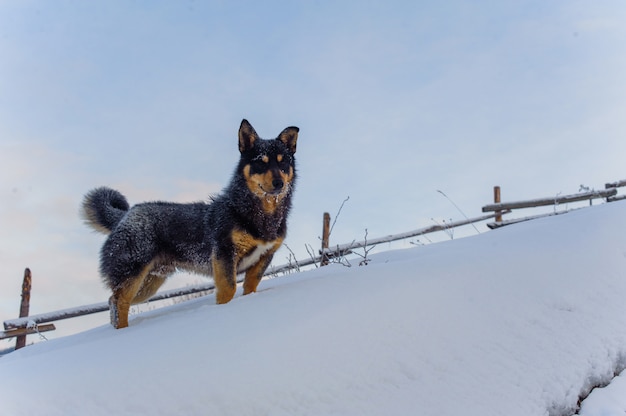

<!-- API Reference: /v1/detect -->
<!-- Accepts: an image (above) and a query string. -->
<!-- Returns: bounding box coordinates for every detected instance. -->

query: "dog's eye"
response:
[278,156,291,171]
[250,155,269,170]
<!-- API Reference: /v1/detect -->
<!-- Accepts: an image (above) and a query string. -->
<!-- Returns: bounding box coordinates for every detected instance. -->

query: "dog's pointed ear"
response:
[239,119,259,153]
[277,126,299,154]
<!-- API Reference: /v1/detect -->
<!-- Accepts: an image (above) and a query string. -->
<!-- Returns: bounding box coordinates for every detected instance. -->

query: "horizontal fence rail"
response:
[605,180,626,202]
[482,188,617,213]
[0,324,56,341]
[4,283,217,330]
[320,211,507,257]
[605,179,626,189]
[267,211,507,274]
[486,209,574,229]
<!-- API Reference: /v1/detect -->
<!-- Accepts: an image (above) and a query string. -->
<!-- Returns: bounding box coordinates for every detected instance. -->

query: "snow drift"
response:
[1,201,626,416]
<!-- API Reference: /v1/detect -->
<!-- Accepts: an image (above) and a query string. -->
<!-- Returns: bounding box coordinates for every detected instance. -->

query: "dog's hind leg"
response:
[109,264,154,329]
[131,273,169,304]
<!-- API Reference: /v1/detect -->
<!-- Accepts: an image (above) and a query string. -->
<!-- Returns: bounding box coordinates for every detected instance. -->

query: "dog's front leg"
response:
[212,254,237,304]
[242,251,275,296]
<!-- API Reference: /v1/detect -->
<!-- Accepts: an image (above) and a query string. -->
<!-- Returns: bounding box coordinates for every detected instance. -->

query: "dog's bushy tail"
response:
[81,187,129,234]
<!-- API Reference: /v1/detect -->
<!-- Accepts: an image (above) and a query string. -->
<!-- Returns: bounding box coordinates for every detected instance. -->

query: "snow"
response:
[580,372,626,416]
[1,201,626,416]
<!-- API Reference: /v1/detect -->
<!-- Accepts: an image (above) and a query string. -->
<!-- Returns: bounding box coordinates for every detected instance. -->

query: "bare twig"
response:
[437,190,480,234]
[283,244,301,274]
[329,196,350,237]
[352,229,375,266]
[431,218,454,240]
[305,244,319,268]
[554,191,562,213]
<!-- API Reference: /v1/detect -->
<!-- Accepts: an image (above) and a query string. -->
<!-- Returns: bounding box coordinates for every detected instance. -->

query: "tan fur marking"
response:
[285,166,294,182]
[132,274,167,304]
[243,164,295,214]
[262,155,269,163]
[231,230,283,265]
[232,229,261,257]
[232,229,283,295]
[110,263,155,328]
[242,261,267,294]
[243,165,263,198]
[238,120,258,153]
[242,240,282,295]
[278,127,299,153]
[212,254,237,304]
[81,206,112,235]
[277,154,283,162]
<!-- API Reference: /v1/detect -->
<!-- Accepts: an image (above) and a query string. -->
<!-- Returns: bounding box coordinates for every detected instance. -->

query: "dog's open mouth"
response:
[259,184,284,196]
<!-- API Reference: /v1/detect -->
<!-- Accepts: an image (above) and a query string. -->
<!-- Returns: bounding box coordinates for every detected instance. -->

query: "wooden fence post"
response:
[321,212,330,266]
[15,268,32,350]
[493,186,502,223]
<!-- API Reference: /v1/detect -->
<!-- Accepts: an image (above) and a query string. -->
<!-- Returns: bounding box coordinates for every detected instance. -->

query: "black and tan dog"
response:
[82,120,298,328]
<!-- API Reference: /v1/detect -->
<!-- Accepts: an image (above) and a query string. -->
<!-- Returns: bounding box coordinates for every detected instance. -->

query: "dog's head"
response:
[238,119,299,206]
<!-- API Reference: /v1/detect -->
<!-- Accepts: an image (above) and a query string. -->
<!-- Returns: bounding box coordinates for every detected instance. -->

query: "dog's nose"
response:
[272,178,284,190]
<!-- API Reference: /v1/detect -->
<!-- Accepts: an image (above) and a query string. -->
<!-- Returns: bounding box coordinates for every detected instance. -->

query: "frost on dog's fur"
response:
[81,119,299,329]
[81,187,129,235]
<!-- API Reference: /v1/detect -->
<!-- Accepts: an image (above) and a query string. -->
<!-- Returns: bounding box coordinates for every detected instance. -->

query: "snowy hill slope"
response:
[1,201,626,416]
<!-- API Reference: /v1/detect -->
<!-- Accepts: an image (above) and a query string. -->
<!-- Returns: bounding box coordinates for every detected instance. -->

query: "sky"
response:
[1,0,626,339]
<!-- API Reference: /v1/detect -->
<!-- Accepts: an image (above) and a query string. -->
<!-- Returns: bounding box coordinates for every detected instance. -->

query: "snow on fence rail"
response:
[605,179,626,189]
[3,282,217,330]
[483,184,623,229]
[0,324,56,341]
[605,180,626,202]
[269,211,507,273]
[481,188,617,213]
[319,211,505,259]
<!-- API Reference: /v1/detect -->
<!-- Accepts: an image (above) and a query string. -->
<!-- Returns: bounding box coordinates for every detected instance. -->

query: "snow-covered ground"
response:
[1,201,626,416]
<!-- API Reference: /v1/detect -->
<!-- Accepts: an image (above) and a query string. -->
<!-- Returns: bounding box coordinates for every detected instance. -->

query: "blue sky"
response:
[1,0,625,338]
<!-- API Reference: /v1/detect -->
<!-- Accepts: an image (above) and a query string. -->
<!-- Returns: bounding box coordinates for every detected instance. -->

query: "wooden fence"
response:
[483,182,624,229]
[4,178,624,347]
[3,282,217,333]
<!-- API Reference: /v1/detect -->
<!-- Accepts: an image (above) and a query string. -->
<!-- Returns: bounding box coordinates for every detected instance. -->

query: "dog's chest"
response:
[237,241,276,272]
[231,229,284,273]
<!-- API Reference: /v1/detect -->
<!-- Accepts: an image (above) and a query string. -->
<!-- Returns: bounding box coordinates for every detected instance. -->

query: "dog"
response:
[81,119,299,328]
